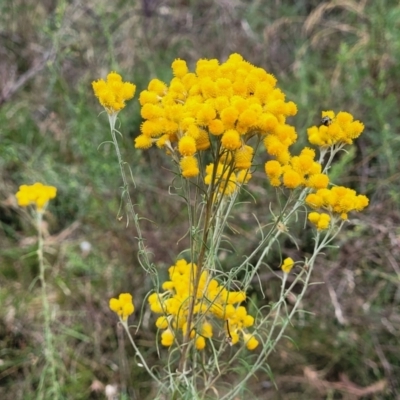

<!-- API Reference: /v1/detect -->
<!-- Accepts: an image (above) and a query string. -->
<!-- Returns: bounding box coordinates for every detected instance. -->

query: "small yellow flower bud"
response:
[281,257,295,274]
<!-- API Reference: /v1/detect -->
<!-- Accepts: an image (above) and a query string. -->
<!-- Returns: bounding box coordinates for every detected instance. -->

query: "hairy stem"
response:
[36,211,61,398]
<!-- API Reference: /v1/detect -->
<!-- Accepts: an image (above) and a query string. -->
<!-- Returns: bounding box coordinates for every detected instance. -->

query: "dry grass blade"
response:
[303,0,367,36]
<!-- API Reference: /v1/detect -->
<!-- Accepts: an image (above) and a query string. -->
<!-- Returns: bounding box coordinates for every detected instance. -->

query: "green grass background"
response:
[1,0,399,398]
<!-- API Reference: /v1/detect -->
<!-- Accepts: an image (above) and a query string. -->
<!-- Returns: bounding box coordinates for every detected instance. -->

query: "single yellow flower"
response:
[195,335,206,350]
[281,257,295,274]
[243,333,259,350]
[180,156,200,178]
[161,329,175,347]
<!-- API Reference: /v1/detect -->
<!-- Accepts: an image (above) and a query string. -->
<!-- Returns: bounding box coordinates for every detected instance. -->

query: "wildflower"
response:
[161,329,175,346]
[196,129,211,150]
[221,129,241,150]
[92,72,136,114]
[283,169,303,189]
[201,321,213,338]
[16,183,57,212]
[180,156,200,178]
[109,293,134,321]
[208,119,225,135]
[178,136,197,156]
[307,173,329,190]
[134,134,153,149]
[243,332,259,350]
[281,257,295,274]
[172,59,189,78]
[234,145,254,170]
[156,316,169,329]
[195,335,206,350]
[148,293,165,313]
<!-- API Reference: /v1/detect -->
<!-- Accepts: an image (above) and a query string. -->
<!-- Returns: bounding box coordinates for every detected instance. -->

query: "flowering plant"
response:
[93,54,368,399]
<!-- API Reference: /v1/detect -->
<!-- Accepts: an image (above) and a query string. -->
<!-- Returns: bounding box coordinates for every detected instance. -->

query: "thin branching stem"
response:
[107,113,154,275]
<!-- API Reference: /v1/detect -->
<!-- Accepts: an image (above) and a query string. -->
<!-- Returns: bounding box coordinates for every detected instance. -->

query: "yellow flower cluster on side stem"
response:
[264,109,368,229]
[92,72,136,115]
[16,183,57,212]
[306,186,369,223]
[109,293,135,322]
[148,259,258,351]
[307,110,364,147]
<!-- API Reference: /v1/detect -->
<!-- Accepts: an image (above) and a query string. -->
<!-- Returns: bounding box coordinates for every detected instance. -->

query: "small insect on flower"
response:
[321,116,333,126]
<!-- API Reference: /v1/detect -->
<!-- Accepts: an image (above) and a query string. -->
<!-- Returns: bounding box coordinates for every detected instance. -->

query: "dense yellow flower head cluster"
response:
[92,72,136,114]
[148,259,258,351]
[109,293,135,321]
[264,108,368,228]
[265,147,329,189]
[135,53,297,193]
[15,183,57,211]
[264,110,364,192]
[307,111,364,147]
[306,186,369,222]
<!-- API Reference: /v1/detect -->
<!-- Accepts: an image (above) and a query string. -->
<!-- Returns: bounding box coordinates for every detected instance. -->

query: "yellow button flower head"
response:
[194,335,206,350]
[281,257,295,274]
[92,72,136,114]
[161,329,175,346]
[180,156,200,178]
[283,168,303,189]
[16,183,57,212]
[109,293,135,321]
[243,332,259,350]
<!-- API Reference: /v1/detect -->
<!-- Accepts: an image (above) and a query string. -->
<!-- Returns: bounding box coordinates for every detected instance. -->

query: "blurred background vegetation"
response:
[1,0,399,399]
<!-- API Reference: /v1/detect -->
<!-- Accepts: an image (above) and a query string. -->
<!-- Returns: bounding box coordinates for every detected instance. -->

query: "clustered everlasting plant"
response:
[15,53,368,399]
[90,53,369,399]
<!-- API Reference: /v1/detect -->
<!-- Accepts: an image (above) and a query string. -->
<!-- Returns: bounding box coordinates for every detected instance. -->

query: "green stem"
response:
[36,211,61,398]
[121,321,164,387]
[107,114,154,275]
[219,229,336,400]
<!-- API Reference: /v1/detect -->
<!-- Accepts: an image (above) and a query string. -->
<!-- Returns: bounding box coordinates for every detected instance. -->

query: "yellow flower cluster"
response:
[92,72,136,114]
[264,110,365,192]
[15,183,57,211]
[135,54,297,191]
[307,111,364,147]
[306,186,369,224]
[263,108,368,226]
[265,147,329,189]
[148,259,258,351]
[308,212,331,230]
[109,293,135,321]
